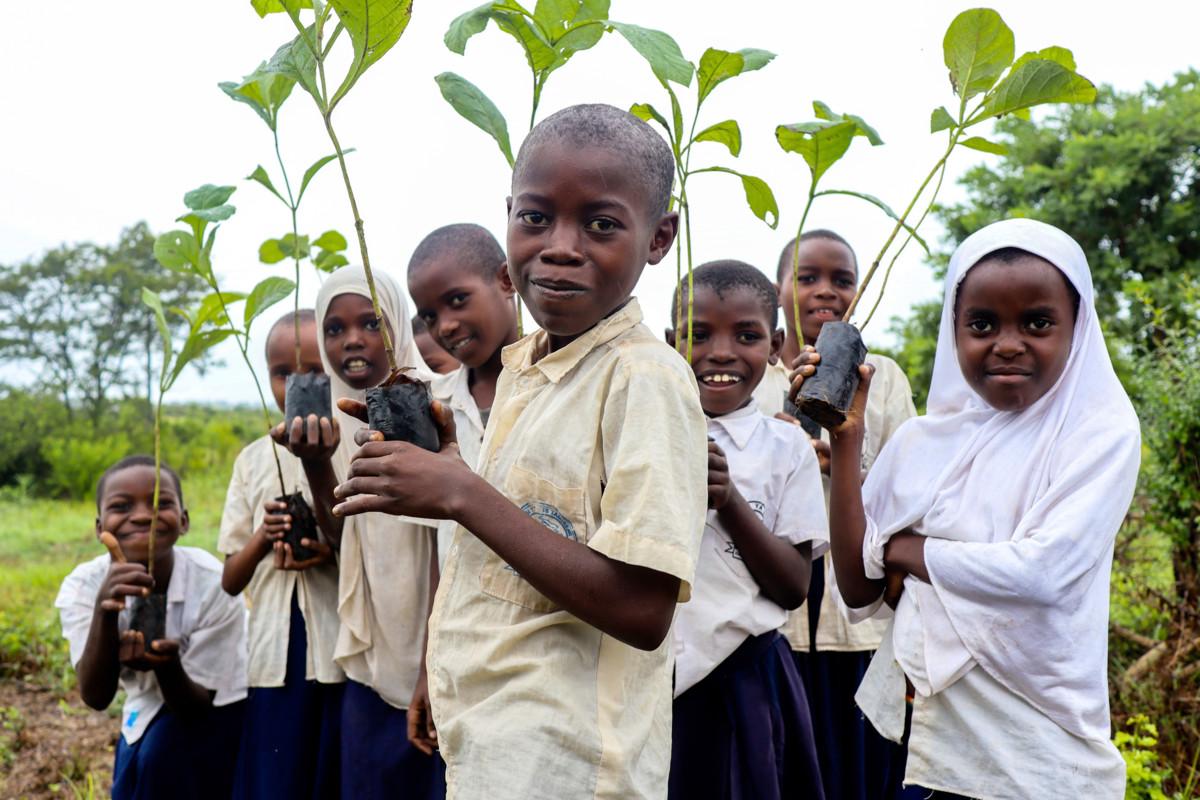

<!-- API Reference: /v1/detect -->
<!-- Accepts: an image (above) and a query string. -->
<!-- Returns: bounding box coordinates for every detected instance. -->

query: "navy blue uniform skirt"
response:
[341,679,446,799]
[669,630,825,800]
[234,591,345,800]
[113,700,244,800]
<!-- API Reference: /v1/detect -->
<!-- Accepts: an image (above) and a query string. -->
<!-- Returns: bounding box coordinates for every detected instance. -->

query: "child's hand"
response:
[97,562,154,613]
[786,345,821,405]
[883,530,929,583]
[332,400,473,520]
[273,538,334,571]
[883,567,906,609]
[812,439,832,475]
[707,440,736,510]
[256,500,291,547]
[407,671,438,755]
[272,414,340,463]
[118,630,180,671]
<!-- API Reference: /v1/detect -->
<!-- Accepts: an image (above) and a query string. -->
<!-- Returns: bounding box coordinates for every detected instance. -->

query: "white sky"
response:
[2,1,1196,403]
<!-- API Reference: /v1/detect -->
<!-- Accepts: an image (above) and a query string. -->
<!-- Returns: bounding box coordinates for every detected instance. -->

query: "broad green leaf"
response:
[1012,46,1075,72]
[694,166,778,229]
[252,0,313,17]
[313,229,348,250]
[184,184,237,211]
[813,189,930,255]
[245,276,297,328]
[943,8,1014,99]
[195,291,247,329]
[629,102,671,135]
[930,106,956,133]
[177,206,235,227]
[259,238,288,264]
[444,2,493,53]
[297,150,352,203]
[314,250,350,272]
[737,48,774,73]
[693,119,741,157]
[219,64,295,130]
[280,233,311,259]
[696,49,742,103]
[534,0,610,64]
[488,10,556,74]
[959,136,1008,155]
[667,85,684,150]
[776,120,858,184]
[435,72,515,166]
[265,31,321,101]
[971,59,1096,122]
[328,0,414,104]
[154,231,200,272]
[609,22,693,86]
[247,166,287,205]
[170,328,235,388]
[811,101,883,145]
[141,288,173,377]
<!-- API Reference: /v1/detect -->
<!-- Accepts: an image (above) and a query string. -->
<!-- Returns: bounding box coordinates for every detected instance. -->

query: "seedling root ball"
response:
[366,378,439,452]
[130,593,166,645]
[798,321,867,430]
[284,373,333,438]
[279,492,320,562]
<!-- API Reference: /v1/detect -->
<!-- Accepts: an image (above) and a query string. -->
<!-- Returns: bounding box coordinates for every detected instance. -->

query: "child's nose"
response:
[540,225,584,265]
[994,331,1027,356]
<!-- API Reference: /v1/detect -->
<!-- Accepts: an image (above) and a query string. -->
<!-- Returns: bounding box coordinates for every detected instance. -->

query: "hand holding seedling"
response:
[706,440,736,510]
[274,536,333,571]
[97,563,153,614]
[119,630,181,672]
[273,414,341,463]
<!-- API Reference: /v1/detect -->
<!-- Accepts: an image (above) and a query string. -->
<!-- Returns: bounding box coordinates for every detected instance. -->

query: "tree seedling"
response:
[253,0,437,448]
[796,7,1098,429]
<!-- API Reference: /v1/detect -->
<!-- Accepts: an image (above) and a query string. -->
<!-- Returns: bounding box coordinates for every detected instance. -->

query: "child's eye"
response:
[448,293,469,308]
[836,278,855,289]
[736,331,763,344]
[364,319,380,332]
[324,323,343,337]
[966,319,993,334]
[586,217,618,233]
[796,274,816,285]
[1027,317,1054,332]
[690,330,709,344]
[517,211,548,226]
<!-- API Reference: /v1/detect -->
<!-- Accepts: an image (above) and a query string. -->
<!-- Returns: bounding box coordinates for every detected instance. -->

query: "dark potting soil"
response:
[285,373,332,439]
[783,394,823,439]
[797,321,867,430]
[366,381,439,451]
[278,492,320,562]
[129,593,166,644]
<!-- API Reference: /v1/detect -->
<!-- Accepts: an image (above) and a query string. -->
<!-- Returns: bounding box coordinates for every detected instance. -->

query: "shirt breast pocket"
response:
[478,465,588,613]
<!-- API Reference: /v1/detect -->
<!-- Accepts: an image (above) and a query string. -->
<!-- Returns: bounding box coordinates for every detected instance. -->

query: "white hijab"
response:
[860,218,1140,741]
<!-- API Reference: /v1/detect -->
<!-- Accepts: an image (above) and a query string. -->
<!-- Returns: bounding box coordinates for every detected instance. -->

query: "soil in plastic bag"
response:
[366,378,439,452]
[797,321,867,430]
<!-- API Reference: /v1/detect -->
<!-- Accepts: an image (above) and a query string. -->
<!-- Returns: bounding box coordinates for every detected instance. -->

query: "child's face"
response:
[323,293,393,390]
[409,259,517,370]
[506,141,677,350]
[685,285,782,417]
[95,465,188,566]
[777,238,857,346]
[415,330,459,375]
[266,319,325,412]
[955,255,1076,412]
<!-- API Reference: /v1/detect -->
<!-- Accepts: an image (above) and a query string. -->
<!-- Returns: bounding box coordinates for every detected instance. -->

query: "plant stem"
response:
[148,393,163,583]
[271,128,304,372]
[790,186,816,336]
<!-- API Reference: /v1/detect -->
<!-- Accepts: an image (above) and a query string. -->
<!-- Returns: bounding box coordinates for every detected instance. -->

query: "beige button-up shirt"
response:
[753,353,916,652]
[431,366,487,571]
[427,299,708,800]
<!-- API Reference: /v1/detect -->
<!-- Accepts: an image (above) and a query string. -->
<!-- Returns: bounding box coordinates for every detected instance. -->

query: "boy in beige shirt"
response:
[334,104,708,799]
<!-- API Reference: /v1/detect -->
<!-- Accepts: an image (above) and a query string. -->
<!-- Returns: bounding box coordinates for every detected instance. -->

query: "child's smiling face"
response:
[266,317,324,412]
[686,285,782,417]
[777,237,857,347]
[409,259,517,370]
[96,465,187,566]
[955,254,1076,412]
[323,293,392,390]
[506,141,677,351]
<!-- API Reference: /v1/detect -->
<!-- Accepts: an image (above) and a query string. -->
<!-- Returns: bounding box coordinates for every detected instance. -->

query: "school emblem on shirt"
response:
[520,501,578,541]
[747,500,766,520]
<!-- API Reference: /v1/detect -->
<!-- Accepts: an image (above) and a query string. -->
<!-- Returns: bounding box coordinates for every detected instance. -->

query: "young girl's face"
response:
[323,293,392,390]
[686,285,783,417]
[955,255,1076,412]
[96,465,187,566]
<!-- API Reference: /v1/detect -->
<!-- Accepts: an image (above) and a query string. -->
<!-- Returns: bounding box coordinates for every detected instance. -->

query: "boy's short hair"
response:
[776,229,859,282]
[671,260,779,331]
[96,455,184,511]
[513,103,675,220]
[266,309,317,352]
[972,246,1082,317]
[408,224,505,282]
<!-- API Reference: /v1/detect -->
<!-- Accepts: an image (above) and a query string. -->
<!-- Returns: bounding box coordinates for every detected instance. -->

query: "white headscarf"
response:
[315,266,432,697]
[859,218,1140,741]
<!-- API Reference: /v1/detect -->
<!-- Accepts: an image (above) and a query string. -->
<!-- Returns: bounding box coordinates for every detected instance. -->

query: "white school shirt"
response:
[430,366,487,571]
[427,299,708,800]
[752,353,915,652]
[217,435,344,687]
[672,403,828,695]
[55,547,248,743]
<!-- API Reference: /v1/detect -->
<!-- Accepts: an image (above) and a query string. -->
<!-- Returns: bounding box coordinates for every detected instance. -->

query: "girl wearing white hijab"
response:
[802,219,1140,799]
[305,266,445,797]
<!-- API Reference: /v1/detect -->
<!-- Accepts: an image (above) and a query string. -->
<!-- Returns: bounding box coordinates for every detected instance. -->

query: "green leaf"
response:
[667,84,684,150]
[184,184,237,211]
[251,0,312,17]
[813,189,931,255]
[141,288,173,377]
[534,0,610,66]
[328,0,414,104]
[609,22,693,86]
[811,101,883,145]
[694,47,778,102]
[247,165,287,205]
[776,120,858,184]
[281,234,311,259]
[444,2,492,53]
[170,328,235,388]
[959,136,1008,155]
[312,229,348,251]
[219,63,295,130]
[435,72,515,166]
[314,250,350,272]
[629,102,671,136]
[930,106,956,133]
[264,31,321,101]
[259,238,287,264]
[194,290,247,329]
[943,8,1014,99]
[693,119,741,157]
[1012,45,1076,72]
[153,231,199,272]
[297,150,352,203]
[493,11,558,74]
[245,276,297,328]
[971,59,1096,122]
[693,166,778,229]
[177,206,235,227]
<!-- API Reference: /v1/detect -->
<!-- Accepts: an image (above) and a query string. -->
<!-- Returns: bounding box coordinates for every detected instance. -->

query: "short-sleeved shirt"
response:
[673,403,829,695]
[753,353,916,652]
[217,435,343,687]
[427,299,708,800]
[430,366,487,571]
[56,547,248,742]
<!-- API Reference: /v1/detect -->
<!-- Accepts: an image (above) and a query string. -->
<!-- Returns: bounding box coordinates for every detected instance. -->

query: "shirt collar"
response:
[707,402,763,451]
[501,299,644,384]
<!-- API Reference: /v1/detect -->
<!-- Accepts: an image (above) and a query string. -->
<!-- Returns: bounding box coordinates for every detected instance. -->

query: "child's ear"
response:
[95,516,102,537]
[664,328,676,349]
[496,261,516,297]
[646,211,680,266]
[180,509,190,535]
[770,329,785,362]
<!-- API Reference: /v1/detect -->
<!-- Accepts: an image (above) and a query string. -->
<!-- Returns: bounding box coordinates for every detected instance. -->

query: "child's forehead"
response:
[693,284,772,323]
[103,465,172,496]
[513,140,654,214]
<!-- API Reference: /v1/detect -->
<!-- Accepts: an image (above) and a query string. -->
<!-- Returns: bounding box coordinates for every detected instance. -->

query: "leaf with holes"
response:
[154,231,200,273]
[694,166,778,229]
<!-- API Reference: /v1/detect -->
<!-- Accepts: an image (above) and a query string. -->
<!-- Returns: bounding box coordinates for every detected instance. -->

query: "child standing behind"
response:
[413,315,460,375]
[57,457,247,800]
[220,309,344,800]
[333,104,708,799]
[755,230,916,799]
[667,261,827,800]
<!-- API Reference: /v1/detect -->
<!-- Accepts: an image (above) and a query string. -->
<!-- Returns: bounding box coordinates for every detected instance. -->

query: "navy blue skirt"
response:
[234,591,345,800]
[113,700,244,800]
[669,631,825,800]
[341,679,446,799]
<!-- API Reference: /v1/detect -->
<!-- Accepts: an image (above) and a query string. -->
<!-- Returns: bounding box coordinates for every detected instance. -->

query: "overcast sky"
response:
[3,1,1197,403]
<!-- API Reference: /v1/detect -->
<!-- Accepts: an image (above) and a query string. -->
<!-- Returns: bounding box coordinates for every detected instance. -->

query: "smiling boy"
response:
[333,104,708,799]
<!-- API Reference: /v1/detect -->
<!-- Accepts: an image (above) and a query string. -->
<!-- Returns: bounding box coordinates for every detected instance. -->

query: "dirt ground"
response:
[0,680,114,799]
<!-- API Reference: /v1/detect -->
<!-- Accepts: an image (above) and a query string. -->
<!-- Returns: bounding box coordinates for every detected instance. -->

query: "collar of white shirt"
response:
[501,299,644,383]
[432,365,485,432]
[707,402,764,451]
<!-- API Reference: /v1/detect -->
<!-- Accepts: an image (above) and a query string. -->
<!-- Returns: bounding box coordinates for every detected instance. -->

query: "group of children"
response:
[59,103,1139,800]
